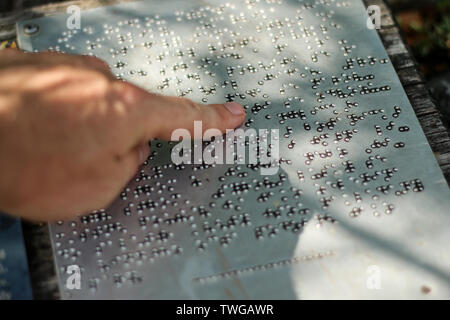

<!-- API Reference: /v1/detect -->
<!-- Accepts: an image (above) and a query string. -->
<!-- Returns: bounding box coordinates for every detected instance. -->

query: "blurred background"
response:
[387,0,450,132]
[1,0,449,131]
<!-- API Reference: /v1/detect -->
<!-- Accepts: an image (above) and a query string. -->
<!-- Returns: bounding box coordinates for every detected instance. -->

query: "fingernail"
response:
[224,102,245,116]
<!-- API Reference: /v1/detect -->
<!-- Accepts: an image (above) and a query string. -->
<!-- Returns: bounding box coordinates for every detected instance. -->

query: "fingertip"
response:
[221,102,246,128]
[224,102,246,116]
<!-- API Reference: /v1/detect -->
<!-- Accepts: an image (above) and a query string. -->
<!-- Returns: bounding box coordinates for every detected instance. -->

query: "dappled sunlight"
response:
[291,208,450,299]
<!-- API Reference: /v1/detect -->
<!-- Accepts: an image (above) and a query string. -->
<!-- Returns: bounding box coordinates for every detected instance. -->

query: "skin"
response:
[0,49,246,222]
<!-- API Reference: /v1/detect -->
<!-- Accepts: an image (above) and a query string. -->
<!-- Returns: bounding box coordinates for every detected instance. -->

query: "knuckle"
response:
[112,81,143,106]
[181,97,202,114]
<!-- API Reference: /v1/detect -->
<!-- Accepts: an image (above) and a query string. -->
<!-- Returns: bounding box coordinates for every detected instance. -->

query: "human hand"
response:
[0,49,245,221]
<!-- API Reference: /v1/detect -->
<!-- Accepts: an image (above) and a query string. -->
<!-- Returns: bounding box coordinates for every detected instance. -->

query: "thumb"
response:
[115,82,246,143]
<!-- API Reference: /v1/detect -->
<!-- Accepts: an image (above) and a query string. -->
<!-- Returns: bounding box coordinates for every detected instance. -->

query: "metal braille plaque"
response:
[17,0,450,299]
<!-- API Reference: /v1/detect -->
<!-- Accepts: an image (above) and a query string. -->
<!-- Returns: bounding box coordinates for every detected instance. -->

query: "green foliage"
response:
[410,0,450,58]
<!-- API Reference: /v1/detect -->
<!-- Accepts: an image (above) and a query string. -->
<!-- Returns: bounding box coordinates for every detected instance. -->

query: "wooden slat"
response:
[22,222,60,299]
